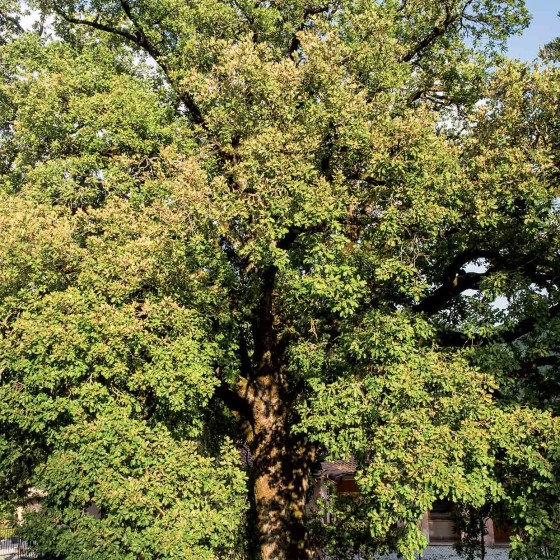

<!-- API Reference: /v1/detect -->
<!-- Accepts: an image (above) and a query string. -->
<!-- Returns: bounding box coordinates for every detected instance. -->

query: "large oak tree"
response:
[1,1,560,559]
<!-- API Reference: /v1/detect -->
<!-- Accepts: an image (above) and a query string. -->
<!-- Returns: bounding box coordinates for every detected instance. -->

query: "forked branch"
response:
[53,1,205,126]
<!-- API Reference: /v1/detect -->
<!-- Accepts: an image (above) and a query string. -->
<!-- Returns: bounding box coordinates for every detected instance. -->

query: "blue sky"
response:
[506,0,559,60]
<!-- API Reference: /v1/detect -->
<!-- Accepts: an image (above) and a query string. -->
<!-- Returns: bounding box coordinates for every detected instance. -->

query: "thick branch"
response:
[400,4,458,63]
[501,304,560,343]
[118,0,205,125]
[436,328,472,347]
[215,380,255,427]
[54,2,205,126]
[289,4,332,56]
[238,331,253,378]
[53,6,138,43]
[118,0,161,56]
[277,223,328,250]
[416,270,487,315]
[512,354,560,397]
[437,303,560,348]
[444,249,502,274]
[0,8,25,34]
[397,0,409,13]
[414,249,506,316]
[254,266,277,368]
[518,354,560,372]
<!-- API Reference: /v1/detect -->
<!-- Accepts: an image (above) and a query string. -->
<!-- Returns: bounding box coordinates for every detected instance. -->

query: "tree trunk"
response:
[247,266,314,560]
[252,423,313,560]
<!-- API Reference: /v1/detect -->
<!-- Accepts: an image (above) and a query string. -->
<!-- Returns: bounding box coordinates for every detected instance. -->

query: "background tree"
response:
[1,1,560,559]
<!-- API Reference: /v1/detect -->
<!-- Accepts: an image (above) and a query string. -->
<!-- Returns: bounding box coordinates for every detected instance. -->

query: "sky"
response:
[506,0,560,60]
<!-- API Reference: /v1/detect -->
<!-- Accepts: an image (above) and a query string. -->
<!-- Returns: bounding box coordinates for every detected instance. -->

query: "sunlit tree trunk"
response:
[252,402,313,560]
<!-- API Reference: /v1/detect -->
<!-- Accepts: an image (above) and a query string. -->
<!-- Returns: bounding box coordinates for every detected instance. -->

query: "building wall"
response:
[331,476,511,547]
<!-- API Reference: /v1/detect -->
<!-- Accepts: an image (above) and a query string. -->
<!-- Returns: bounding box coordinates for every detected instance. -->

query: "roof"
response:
[319,459,357,481]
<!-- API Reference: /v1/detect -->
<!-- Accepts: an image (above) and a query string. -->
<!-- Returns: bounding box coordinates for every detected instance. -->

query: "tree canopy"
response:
[0,1,560,559]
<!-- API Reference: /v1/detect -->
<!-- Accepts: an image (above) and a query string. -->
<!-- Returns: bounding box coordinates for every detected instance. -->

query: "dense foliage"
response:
[0,1,559,559]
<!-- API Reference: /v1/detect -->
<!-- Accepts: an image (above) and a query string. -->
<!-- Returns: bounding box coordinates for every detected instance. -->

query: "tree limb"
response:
[437,303,560,348]
[414,249,501,316]
[52,3,139,43]
[412,246,557,317]
[416,270,488,315]
[254,266,277,368]
[289,4,332,56]
[399,4,459,63]
[0,10,25,38]
[277,223,328,250]
[118,0,205,126]
[215,380,255,428]
[53,2,206,127]
[0,8,25,34]
[397,0,409,13]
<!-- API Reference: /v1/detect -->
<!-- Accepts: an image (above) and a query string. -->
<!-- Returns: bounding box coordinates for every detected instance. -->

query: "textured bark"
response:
[252,405,313,560]
[243,265,314,560]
